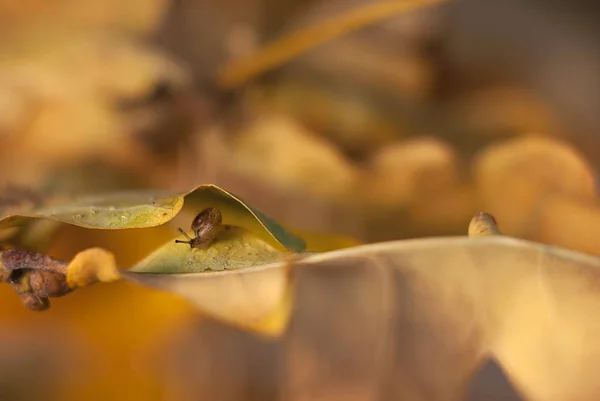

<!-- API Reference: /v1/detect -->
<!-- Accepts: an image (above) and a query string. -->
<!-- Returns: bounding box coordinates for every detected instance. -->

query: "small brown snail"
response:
[175,207,223,249]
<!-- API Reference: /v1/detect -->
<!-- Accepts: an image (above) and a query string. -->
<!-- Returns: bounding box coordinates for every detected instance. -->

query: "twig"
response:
[217,0,447,89]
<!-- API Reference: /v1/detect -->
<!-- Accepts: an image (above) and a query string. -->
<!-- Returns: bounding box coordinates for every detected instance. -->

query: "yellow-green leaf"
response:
[0,190,183,230]
[182,185,306,252]
[0,184,306,253]
[130,226,290,274]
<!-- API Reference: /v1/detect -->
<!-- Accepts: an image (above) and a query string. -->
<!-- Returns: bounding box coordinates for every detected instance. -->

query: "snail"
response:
[175,207,223,249]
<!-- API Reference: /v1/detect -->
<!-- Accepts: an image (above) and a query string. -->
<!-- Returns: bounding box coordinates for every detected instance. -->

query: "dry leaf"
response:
[366,137,459,207]
[474,136,597,236]
[187,128,367,241]
[125,218,600,400]
[0,0,169,35]
[127,224,303,335]
[246,82,402,157]
[0,7,188,185]
[448,86,563,138]
[233,113,359,200]
[125,255,293,336]
[0,190,184,231]
[534,196,600,256]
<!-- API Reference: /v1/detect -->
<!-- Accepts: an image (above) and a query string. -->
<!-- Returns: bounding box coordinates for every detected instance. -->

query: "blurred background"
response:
[1,0,600,399]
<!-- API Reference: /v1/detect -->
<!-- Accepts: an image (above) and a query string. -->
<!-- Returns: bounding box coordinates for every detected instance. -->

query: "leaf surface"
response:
[182,185,306,252]
[0,184,305,252]
[130,226,290,274]
[125,235,600,400]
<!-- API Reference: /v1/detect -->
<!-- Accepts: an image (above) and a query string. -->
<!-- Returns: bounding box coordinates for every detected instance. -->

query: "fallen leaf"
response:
[474,136,596,236]
[448,86,563,139]
[182,185,307,252]
[0,0,169,36]
[250,82,402,156]
[534,195,600,256]
[0,5,188,186]
[126,225,302,335]
[232,112,359,200]
[130,226,290,274]
[0,184,306,253]
[365,136,459,207]
[187,129,366,241]
[0,190,184,230]
[124,253,294,336]
[125,215,600,400]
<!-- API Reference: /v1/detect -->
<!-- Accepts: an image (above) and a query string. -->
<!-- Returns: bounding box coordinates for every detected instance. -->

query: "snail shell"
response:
[176,207,223,249]
[191,207,223,245]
